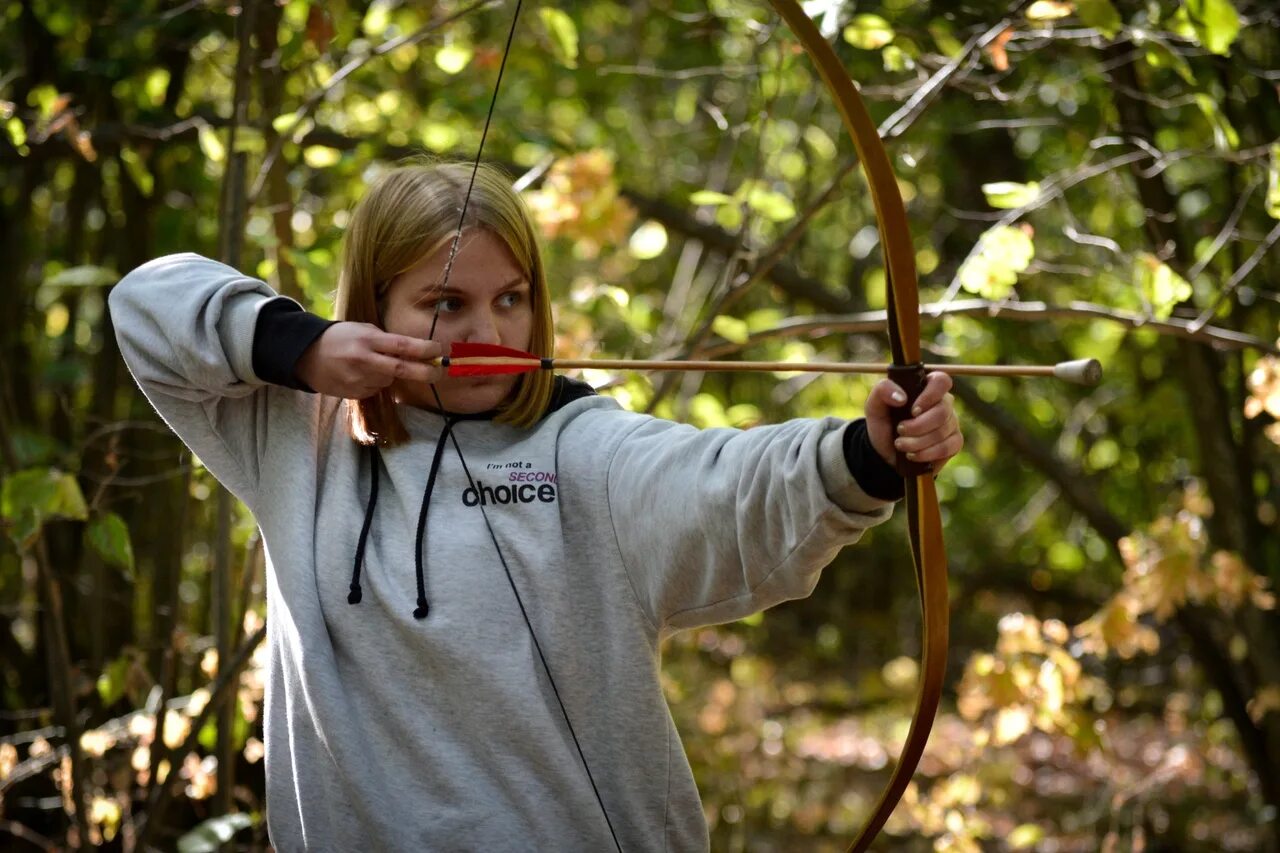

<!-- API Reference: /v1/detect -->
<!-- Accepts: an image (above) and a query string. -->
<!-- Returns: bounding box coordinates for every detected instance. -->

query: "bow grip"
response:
[887,363,932,478]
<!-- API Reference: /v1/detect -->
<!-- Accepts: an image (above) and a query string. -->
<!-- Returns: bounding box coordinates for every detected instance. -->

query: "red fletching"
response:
[445,341,542,377]
[448,362,538,376]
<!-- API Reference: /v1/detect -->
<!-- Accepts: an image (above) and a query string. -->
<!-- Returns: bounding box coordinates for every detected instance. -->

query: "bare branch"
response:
[685,298,1279,360]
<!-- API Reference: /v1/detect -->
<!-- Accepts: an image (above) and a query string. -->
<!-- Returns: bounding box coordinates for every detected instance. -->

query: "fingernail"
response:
[891,390,906,404]
[895,439,905,449]
[912,405,921,416]
[906,451,917,461]
[896,423,905,435]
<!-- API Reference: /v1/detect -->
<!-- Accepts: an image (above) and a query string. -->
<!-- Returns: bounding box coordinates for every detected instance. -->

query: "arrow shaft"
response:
[440,356,1066,378]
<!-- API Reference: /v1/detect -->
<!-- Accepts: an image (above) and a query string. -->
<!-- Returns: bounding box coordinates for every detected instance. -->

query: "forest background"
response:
[1,0,1278,850]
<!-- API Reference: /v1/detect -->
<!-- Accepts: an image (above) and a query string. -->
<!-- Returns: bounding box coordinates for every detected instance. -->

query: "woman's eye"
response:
[497,291,523,308]
[430,297,463,313]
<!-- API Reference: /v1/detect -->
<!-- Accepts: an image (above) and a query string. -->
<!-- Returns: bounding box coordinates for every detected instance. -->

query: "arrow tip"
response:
[1053,358,1102,386]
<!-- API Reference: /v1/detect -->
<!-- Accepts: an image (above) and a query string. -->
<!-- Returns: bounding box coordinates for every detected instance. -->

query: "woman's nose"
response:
[463,310,501,345]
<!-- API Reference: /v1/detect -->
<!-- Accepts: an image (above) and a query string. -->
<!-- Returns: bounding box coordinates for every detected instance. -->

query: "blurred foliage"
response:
[1,0,1279,850]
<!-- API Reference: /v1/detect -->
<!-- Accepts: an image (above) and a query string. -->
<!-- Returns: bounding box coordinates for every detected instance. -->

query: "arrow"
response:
[434,342,1103,385]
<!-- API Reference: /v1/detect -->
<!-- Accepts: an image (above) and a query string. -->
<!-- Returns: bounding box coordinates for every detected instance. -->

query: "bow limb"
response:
[764,3,950,850]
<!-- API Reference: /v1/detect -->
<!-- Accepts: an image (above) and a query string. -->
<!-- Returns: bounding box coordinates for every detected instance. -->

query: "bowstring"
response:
[425,2,623,849]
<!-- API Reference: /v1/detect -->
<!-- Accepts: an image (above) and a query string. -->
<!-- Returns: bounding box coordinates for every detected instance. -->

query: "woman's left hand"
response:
[864,372,963,472]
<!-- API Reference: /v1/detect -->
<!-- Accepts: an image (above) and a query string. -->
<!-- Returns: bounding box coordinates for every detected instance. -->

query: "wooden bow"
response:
[441,3,948,849]
[765,4,949,850]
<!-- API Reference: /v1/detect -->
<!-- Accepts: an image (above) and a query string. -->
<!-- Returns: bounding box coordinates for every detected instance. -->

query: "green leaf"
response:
[44,265,119,288]
[745,187,796,222]
[1194,93,1239,150]
[842,14,894,50]
[198,125,225,163]
[628,221,668,259]
[1008,823,1046,849]
[1183,0,1241,56]
[362,0,391,37]
[1077,0,1123,39]
[981,181,1041,209]
[958,225,1035,299]
[143,67,171,107]
[1025,1,1073,21]
[176,813,255,853]
[87,512,134,573]
[302,145,341,168]
[881,45,912,73]
[435,43,473,75]
[1141,41,1196,85]
[5,116,28,149]
[421,122,460,153]
[711,315,749,345]
[1,468,89,550]
[689,190,734,206]
[928,22,965,58]
[120,146,154,197]
[802,126,837,161]
[1135,253,1192,318]
[1267,144,1280,220]
[538,8,578,69]
[96,654,131,706]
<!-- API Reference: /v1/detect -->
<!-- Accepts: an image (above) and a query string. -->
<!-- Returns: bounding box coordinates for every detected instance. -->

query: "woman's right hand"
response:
[295,322,444,399]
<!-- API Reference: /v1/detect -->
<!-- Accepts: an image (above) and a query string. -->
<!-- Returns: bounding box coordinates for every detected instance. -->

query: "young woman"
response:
[110,161,962,851]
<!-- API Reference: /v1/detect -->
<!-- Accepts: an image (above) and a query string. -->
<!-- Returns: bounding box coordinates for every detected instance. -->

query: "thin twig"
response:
[680,298,1279,359]
[247,0,501,204]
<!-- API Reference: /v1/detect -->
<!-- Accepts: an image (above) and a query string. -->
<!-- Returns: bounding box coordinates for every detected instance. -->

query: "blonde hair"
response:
[335,160,555,446]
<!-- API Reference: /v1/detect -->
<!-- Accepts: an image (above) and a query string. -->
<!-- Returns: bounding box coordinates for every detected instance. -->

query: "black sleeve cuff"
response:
[843,418,905,502]
[251,297,337,392]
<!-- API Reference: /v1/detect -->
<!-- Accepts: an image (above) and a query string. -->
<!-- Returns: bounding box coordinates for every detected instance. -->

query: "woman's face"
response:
[381,228,534,414]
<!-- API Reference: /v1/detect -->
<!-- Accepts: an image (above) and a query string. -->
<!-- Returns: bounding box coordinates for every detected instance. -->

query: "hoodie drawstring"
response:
[348,443,380,605]
[412,417,455,619]
[347,419,456,619]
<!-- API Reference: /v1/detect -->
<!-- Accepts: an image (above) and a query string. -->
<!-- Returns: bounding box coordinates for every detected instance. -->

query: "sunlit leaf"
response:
[1009,823,1046,848]
[982,181,1041,209]
[198,125,224,163]
[435,43,473,75]
[1135,253,1192,318]
[881,44,912,72]
[745,187,796,222]
[1268,144,1280,219]
[4,116,27,151]
[711,315,749,345]
[842,14,894,50]
[362,0,392,37]
[629,220,668,259]
[143,67,171,107]
[538,8,579,69]
[1025,1,1073,21]
[421,122,460,152]
[689,190,734,206]
[302,145,341,168]
[1183,0,1241,56]
[959,225,1035,299]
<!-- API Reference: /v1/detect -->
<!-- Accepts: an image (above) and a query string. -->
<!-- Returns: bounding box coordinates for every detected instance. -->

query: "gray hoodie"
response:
[110,253,898,852]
